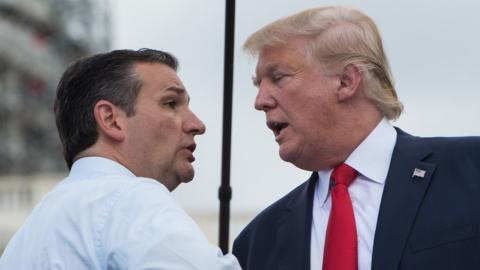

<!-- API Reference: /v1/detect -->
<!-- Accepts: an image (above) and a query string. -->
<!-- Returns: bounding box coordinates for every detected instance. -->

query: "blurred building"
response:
[0,0,110,173]
[0,0,110,253]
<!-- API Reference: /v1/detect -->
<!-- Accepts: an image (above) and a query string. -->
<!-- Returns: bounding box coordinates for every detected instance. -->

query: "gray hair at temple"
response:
[243,6,403,120]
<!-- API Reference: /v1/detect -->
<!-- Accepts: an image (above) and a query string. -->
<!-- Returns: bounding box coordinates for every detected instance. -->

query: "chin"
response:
[279,146,318,171]
[279,148,300,167]
[279,143,300,163]
[179,168,195,183]
[181,175,194,183]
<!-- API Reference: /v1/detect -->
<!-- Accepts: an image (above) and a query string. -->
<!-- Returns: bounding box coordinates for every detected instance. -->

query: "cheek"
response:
[164,120,184,144]
[148,116,181,138]
[292,101,337,145]
[132,118,181,157]
[158,120,185,156]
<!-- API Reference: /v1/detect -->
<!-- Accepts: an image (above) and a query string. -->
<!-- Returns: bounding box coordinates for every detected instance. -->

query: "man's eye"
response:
[252,78,260,88]
[164,100,177,109]
[272,74,286,83]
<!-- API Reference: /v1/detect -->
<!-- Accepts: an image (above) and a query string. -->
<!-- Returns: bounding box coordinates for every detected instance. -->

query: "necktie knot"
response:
[331,163,357,187]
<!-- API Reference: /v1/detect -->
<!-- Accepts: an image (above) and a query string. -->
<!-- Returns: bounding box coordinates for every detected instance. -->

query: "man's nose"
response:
[187,111,206,135]
[254,83,276,111]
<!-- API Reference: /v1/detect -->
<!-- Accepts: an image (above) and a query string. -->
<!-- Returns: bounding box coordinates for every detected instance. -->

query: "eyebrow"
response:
[164,86,190,102]
[165,86,185,94]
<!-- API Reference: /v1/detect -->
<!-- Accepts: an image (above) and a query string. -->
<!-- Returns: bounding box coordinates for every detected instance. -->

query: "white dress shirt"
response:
[310,118,397,270]
[0,157,240,270]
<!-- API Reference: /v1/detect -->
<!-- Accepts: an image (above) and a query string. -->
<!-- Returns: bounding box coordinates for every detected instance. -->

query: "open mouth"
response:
[267,121,288,136]
[184,143,196,162]
[186,143,196,153]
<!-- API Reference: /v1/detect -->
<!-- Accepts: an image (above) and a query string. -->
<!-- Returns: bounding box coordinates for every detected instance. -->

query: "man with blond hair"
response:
[233,6,480,270]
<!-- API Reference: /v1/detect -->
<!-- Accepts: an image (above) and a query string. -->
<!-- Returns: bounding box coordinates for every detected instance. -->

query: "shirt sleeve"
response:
[99,179,241,270]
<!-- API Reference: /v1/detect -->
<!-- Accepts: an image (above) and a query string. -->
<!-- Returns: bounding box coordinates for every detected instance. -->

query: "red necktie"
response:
[323,163,358,270]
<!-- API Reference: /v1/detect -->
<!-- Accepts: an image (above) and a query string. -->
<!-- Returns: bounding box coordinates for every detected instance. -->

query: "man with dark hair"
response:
[0,49,240,269]
[233,6,480,270]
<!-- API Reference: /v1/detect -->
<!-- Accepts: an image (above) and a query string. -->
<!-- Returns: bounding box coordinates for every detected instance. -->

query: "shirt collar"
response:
[345,118,397,184]
[316,118,397,205]
[69,157,136,180]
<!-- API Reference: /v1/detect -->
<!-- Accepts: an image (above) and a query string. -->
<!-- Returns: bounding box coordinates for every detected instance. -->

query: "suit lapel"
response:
[276,172,318,270]
[372,130,437,270]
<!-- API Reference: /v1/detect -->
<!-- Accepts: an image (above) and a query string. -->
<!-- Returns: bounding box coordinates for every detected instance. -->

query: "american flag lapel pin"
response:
[412,168,426,178]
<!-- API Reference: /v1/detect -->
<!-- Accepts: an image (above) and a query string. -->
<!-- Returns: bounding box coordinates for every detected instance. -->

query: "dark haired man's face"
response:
[123,63,205,191]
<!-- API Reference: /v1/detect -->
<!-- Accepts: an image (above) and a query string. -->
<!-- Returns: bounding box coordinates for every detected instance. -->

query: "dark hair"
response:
[54,48,178,169]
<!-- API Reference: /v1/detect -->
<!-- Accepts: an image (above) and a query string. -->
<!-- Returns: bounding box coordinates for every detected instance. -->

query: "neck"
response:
[335,106,384,165]
[74,141,133,174]
[320,104,384,170]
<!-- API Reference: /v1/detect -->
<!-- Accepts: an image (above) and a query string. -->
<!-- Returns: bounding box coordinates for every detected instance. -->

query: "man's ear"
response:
[336,64,362,102]
[93,100,126,142]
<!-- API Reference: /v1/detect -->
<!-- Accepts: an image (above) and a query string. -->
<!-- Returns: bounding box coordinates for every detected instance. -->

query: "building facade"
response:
[0,0,110,253]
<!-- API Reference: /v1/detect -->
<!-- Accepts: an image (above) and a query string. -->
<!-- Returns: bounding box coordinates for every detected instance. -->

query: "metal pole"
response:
[219,0,235,254]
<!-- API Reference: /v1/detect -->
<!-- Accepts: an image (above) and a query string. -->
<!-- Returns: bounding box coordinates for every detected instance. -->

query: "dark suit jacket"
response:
[233,129,480,270]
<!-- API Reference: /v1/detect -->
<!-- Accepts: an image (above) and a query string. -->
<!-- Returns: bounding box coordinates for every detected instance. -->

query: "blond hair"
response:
[244,6,403,120]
